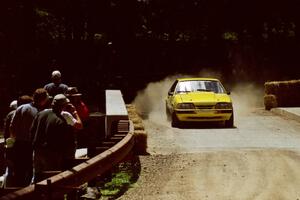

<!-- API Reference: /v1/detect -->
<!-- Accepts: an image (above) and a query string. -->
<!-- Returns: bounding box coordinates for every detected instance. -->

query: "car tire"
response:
[225,113,234,128]
[171,113,180,127]
[165,104,171,121]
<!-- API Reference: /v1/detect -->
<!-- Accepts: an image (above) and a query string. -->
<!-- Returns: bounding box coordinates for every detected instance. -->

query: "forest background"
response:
[0,0,299,123]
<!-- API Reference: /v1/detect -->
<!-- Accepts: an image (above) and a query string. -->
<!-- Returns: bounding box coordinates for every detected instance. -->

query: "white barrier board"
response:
[105,90,129,138]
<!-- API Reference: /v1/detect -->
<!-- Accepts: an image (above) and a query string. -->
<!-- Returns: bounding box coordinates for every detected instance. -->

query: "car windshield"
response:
[175,80,226,94]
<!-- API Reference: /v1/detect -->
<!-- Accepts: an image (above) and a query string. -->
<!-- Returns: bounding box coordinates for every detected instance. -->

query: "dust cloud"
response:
[132,70,264,126]
[132,75,177,126]
[230,83,264,116]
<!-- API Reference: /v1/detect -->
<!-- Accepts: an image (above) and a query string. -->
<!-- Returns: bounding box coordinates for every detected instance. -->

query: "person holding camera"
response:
[30,94,82,182]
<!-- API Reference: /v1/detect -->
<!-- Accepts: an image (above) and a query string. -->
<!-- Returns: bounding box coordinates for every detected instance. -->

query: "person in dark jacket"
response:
[3,95,33,187]
[3,100,17,142]
[10,89,49,186]
[31,94,81,183]
[44,70,68,97]
[4,96,33,141]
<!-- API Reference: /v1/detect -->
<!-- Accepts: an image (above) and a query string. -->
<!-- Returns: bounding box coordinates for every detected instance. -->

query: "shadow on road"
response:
[175,121,237,129]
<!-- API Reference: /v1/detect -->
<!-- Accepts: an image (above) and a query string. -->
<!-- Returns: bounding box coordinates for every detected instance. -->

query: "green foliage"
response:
[223,32,238,41]
[99,162,136,198]
[35,9,49,17]
[100,172,131,196]
[100,188,120,196]
[0,0,299,106]
[35,8,65,41]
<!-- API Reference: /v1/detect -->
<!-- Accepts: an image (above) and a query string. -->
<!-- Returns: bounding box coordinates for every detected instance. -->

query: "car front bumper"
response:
[174,109,233,122]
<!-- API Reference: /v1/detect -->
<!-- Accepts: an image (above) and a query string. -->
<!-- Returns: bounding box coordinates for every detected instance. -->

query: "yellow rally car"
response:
[165,78,234,127]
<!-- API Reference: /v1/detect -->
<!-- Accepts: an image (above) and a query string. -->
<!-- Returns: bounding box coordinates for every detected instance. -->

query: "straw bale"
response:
[127,104,141,118]
[133,130,148,155]
[131,118,143,124]
[264,94,278,110]
[264,80,300,107]
[264,81,280,95]
[126,104,148,154]
[133,123,144,131]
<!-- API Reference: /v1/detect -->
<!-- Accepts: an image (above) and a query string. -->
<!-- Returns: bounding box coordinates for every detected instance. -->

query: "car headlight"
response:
[215,102,232,109]
[176,103,195,109]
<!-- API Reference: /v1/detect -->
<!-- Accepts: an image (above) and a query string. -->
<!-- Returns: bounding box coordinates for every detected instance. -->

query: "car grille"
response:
[194,105,214,109]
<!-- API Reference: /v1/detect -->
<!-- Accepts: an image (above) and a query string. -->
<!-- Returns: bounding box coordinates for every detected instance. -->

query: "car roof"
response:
[177,77,220,82]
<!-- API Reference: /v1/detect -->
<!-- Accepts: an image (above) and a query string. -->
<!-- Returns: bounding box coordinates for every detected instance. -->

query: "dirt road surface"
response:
[117,82,300,200]
[117,107,300,200]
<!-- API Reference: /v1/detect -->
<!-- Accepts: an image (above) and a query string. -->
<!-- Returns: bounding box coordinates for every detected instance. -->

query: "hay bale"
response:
[133,130,148,155]
[133,123,144,131]
[264,81,280,95]
[264,80,300,107]
[126,104,148,154]
[126,104,145,129]
[281,80,300,106]
[293,81,300,102]
[131,118,143,124]
[126,105,140,119]
[264,94,278,110]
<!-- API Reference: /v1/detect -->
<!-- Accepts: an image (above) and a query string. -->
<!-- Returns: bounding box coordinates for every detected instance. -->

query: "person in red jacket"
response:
[65,87,89,122]
[65,87,90,148]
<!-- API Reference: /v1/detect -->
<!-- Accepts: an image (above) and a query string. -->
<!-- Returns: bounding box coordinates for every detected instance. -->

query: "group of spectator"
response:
[3,70,89,187]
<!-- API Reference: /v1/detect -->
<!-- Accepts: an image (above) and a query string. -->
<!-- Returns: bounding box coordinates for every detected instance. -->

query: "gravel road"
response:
[117,82,300,200]
[117,107,300,200]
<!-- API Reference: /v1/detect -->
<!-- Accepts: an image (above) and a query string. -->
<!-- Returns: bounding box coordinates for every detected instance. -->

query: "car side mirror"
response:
[168,91,174,96]
[227,91,231,95]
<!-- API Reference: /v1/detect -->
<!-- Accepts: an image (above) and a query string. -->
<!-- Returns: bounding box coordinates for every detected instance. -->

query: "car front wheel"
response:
[225,113,234,128]
[166,104,171,121]
[171,113,180,127]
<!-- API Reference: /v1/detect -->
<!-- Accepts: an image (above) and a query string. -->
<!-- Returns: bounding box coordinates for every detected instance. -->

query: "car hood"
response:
[176,92,231,103]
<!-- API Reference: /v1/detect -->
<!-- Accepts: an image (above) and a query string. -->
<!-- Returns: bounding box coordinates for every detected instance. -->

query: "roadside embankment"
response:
[271,107,300,123]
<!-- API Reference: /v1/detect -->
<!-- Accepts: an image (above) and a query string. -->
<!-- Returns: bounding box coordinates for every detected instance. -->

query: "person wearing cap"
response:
[66,87,90,148]
[44,70,68,97]
[61,98,83,130]
[30,94,82,182]
[9,89,49,186]
[4,96,33,146]
[66,87,89,122]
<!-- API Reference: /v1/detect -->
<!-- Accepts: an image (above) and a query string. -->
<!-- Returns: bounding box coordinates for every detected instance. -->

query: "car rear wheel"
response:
[225,113,234,128]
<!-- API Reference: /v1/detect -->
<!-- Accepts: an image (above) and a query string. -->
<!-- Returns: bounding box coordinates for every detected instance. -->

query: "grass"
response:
[80,160,139,200]
[100,172,131,196]
[85,156,141,200]
[81,105,145,199]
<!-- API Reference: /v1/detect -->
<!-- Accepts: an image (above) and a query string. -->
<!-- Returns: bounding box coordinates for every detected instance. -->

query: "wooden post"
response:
[47,179,52,200]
